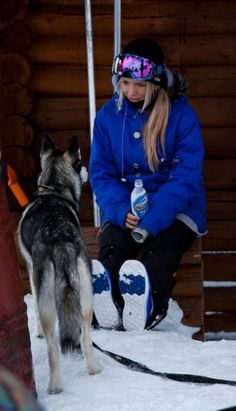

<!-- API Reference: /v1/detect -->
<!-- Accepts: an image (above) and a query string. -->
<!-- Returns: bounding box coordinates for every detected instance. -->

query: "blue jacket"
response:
[89,93,207,237]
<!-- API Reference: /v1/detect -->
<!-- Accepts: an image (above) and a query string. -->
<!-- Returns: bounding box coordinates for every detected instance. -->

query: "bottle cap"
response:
[134,179,143,187]
[131,227,150,243]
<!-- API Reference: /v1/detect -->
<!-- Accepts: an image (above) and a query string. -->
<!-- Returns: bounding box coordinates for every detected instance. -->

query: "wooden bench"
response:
[15,224,204,341]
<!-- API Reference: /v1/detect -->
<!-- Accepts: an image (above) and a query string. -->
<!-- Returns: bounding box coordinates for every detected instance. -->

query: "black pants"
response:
[97,219,196,315]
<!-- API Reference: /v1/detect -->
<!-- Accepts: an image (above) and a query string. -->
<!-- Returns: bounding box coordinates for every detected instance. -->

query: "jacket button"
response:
[133,163,139,169]
[133,131,141,139]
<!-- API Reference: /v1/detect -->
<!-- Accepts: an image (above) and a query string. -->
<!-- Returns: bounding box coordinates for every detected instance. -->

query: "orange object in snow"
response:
[7,164,29,207]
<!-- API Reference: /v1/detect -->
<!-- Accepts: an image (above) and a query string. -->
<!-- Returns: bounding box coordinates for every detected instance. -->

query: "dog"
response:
[18,134,102,394]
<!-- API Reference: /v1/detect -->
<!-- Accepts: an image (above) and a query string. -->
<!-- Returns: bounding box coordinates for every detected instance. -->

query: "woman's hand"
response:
[125,212,139,229]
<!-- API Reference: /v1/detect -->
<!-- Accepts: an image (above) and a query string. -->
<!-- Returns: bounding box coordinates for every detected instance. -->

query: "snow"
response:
[25,294,236,411]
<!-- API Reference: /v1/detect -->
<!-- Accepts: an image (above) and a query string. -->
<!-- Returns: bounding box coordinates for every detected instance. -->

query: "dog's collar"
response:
[36,184,80,213]
[37,184,63,193]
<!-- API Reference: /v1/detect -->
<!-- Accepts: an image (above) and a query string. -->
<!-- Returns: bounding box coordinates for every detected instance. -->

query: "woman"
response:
[89,38,207,331]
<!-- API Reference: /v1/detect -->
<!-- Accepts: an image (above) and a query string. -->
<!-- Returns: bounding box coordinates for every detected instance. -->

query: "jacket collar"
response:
[113,94,149,119]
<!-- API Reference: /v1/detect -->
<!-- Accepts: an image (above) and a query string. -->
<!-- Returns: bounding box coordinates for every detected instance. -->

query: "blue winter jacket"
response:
[89,93,207,237]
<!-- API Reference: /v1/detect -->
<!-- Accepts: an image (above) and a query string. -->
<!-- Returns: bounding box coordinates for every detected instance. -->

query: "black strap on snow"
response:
[93,342,236,387]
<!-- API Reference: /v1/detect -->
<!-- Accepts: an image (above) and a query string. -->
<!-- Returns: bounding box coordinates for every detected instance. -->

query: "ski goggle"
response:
[112,53,164,82]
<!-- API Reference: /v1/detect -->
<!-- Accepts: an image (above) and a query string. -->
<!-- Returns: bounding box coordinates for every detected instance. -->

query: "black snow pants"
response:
[97,219,197,316]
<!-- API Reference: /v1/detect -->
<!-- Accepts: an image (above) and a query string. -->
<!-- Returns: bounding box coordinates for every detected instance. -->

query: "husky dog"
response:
[18,135,102,394]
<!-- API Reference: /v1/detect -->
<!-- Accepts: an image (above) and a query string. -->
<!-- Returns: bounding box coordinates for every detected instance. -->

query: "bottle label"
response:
[132,193,148,218]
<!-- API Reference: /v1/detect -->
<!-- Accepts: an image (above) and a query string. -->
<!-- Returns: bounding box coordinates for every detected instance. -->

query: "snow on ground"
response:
[25,294,236,411]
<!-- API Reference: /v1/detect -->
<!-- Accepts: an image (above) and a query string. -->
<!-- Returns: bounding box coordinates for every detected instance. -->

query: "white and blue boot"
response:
[119,260,153,331]
[92,260,120,329]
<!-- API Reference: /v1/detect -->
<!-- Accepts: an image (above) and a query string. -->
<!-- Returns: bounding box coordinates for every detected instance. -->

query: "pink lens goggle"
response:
[112,53,164,82]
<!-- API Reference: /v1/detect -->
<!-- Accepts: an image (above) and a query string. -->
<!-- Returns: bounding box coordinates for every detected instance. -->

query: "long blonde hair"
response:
[115,79,170,172]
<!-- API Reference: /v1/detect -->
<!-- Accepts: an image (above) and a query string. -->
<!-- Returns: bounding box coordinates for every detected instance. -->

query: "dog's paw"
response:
[47,386,63,395]
[88,361,103,375]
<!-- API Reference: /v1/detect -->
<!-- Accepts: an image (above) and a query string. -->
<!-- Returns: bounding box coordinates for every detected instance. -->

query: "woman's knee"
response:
[98,221,138,259]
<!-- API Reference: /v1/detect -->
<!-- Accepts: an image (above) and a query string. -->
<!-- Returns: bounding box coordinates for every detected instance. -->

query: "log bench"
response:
[15,224,204,341]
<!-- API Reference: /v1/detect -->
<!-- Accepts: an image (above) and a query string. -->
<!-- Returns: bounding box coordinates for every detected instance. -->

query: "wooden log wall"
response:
[0,0,37,209]
[1,0,236,338]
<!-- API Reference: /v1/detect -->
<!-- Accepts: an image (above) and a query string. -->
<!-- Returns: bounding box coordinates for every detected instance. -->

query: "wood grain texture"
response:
[0,20,32,52]
[0,0,28,20]
[0,52,32,85]
[2,83,33,116]
[25,12,236,37]
[3,115,34,147]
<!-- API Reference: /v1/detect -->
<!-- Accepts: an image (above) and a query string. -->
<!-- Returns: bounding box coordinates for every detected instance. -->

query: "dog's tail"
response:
[53,245,82,354]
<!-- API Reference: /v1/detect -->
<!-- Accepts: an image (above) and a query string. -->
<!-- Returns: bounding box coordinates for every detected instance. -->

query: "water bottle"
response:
[130,179,149,243]
[131,179,148,219]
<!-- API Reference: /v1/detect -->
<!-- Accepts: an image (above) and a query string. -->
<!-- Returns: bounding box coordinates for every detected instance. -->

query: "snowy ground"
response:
[25,294,236,411]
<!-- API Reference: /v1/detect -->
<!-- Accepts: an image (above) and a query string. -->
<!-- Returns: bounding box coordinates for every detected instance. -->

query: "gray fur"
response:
[18,135,102,394]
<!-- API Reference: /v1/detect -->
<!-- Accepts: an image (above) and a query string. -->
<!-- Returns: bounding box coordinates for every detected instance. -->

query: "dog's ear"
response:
[66,135,82,173]
[41,135,56,156]
[67,135,80,154]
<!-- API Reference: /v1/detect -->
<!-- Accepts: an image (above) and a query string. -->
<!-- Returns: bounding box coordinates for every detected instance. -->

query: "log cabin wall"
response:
[0,0,236,338]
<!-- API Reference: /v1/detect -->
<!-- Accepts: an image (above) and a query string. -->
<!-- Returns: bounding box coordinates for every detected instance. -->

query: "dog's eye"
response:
[73,158,81,173]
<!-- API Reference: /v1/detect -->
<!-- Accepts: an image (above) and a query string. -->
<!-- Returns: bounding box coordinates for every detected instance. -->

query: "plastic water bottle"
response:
[131,179,148,219]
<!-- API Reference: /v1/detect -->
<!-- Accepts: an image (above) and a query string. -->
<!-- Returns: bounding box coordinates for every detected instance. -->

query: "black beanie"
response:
[120,38,166,86]
[122,38,165,66]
